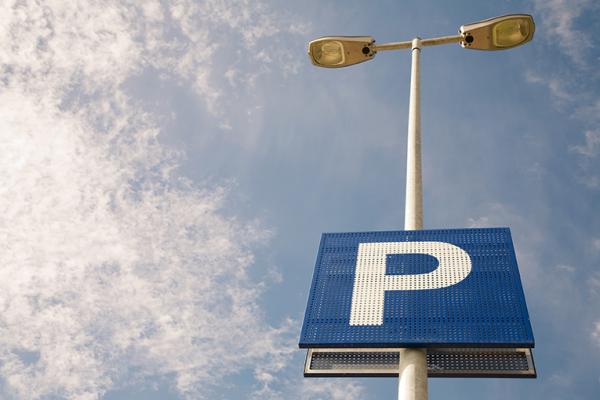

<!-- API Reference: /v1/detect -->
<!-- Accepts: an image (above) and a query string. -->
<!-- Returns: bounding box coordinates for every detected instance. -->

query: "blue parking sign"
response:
[299,227,534,348]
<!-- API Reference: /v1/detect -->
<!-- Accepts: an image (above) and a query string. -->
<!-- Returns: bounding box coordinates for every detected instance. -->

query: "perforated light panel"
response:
[304,348,536,378]
[299,228,534,348]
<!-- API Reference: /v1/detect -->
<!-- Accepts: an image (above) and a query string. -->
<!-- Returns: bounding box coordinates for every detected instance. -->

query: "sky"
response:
[1,0,599,399]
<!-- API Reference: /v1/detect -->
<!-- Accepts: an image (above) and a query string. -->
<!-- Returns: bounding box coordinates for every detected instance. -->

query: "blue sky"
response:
[1,0,600,399]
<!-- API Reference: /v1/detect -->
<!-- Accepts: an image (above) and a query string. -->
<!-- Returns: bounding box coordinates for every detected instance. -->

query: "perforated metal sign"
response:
[299,228,534,348]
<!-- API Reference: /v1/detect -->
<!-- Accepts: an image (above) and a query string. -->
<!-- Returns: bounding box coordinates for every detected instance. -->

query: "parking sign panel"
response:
[299,228,534,348]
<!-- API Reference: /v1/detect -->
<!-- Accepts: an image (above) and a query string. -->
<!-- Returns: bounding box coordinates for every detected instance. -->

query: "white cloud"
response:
[578,175,600,188]
[164,0,303,115]
[570,130,600,157]
[524,71,573,103]
[589,272,600,296]
[548,372,573,387]
[555,264,576,273]
[533,0,593,65]
[0,1,312,399]
[466,215,490,228]
[0,83,297,399]
[301,380,366,400]
[0,0,301,115]
[575,100,600,124]
[529,1,600,188]
[592,321,600,347]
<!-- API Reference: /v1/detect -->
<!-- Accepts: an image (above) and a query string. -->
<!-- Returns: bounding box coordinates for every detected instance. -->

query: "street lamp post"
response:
[307,14,535,400]
[399,37,426,400]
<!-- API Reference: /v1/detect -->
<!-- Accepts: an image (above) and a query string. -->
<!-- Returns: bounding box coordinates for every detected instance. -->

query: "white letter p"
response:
[349,241,472,326]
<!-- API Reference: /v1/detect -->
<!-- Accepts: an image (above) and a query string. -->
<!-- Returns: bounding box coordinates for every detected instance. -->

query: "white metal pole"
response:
[404,37,423,232]
[399,37,428,400]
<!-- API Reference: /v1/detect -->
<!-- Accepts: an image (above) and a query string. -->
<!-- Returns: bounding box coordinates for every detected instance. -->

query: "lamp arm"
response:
[372,34,462,52]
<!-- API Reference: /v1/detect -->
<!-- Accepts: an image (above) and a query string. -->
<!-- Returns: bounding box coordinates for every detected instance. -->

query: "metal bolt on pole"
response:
[398,37,428,400]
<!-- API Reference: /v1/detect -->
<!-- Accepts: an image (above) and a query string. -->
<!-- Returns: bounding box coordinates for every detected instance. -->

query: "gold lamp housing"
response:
[459,14,535,50]
[308,36,376,68]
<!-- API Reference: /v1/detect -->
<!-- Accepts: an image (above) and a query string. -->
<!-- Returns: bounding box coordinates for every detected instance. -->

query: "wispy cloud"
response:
[301,380,366,400]
[0,1,311,399]
[589,272,600,296]
[524,70,573,103]
[570,130,600,157]
[555,264,576,273]
[0,84,294,399]
[529,1,600,188]
[548,372,573,387]
[592,321,600,347]
[533,0,594,66]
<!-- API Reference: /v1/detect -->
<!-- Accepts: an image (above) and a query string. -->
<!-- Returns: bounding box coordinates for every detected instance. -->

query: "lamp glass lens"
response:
[314,41,345,66]
[493,19,529,47]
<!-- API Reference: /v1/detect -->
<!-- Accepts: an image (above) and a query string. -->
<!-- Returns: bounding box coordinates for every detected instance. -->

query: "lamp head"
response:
[308,36,376,68]
[460,14,535,50]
